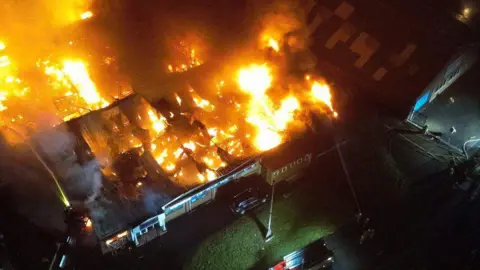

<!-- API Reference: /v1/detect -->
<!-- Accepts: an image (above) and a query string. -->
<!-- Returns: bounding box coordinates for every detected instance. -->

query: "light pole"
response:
[329,119,362,216]
[265,182,275,242]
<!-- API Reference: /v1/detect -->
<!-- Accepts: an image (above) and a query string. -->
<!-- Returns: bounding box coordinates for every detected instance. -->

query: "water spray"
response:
[4,127,70,207]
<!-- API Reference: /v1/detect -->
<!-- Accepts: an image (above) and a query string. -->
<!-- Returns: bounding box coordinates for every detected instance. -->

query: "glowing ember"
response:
[80,11,93,20]
[167,46,203,73]
[0,42,5,51]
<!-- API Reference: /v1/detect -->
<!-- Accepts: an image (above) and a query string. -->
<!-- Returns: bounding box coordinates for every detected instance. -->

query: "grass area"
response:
[184,180,340,270]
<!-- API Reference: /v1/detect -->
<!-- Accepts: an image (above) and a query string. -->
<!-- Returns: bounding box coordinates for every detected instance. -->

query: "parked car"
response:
[269,238,334,270]
[229,187,268,215]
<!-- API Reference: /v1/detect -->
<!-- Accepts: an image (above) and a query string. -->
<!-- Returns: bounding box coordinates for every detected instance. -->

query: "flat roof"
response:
[90,172,185,239]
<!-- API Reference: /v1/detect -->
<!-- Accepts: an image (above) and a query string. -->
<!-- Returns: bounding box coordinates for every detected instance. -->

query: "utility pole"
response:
[265,183,275,242]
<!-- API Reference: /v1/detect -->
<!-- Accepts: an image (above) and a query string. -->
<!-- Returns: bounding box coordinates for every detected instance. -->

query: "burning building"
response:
[0,0,341,255]
[25,48,339,252]
[31,59,338,253]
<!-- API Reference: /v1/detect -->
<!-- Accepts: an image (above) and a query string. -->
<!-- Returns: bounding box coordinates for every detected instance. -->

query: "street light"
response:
[265,182,275,242]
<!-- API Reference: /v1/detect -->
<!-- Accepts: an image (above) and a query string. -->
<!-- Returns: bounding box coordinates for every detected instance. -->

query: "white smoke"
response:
[35,126,103,204]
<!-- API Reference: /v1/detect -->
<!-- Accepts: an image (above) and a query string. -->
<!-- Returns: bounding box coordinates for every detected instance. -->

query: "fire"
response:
[0,5,340,189]
[155,149,168,165]
[311,81,336,114]
[273,96,300,130]
[191,91,215,112]
[205,169,217,181]
[236,64,303,151]
[268,38,280,52]
[237,64,272,96]
[0,55,10,67]
[85,217,92,228]
[183,141,196,152]
[174,93,182,106]
[80,11,93,20]
[254,129,282,151]
[148,109,166,133]
[62,60,103,105]
[165,163,176,171]
[0,92,7,112]
[207,128,218,137]
[167,44,203,73]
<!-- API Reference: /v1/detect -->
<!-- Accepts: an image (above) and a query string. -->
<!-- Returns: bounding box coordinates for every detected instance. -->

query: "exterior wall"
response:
[164,161,261,220]
[130,214,166,246]
[407,46,480,154]
[99,160,263,252]
[165,202,188,222]
[409,46,478,119]
[190,189,214,210]
[264,153,313,185]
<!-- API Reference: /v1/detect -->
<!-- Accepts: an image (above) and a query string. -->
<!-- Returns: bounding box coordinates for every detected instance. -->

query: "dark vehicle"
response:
[270,238,334,270]
[229,187,268,215]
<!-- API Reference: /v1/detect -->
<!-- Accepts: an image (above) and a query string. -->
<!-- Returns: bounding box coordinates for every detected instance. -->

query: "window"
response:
[191,191,207,203]
[139,217,159,231]
[167,203,184,214]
